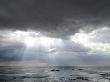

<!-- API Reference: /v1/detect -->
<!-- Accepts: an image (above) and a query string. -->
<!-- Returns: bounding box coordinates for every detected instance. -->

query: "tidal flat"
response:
[0,66,110,82]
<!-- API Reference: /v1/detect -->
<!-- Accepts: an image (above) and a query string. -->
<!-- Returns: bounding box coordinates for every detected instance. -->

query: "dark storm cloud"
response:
[0,0,110,38]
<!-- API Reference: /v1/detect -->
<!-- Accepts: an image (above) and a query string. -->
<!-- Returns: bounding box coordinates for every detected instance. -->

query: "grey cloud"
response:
[0,0,110,38]
[48,52,110,65]
[90,28,110,43]
[59,40,90,52]
[0,43,25,61]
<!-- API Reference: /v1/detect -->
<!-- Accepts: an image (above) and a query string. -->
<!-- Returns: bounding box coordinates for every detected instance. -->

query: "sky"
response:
[0,0,110,66]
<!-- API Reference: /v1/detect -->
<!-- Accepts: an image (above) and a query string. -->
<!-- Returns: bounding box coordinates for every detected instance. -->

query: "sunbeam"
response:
[4,30,64,62]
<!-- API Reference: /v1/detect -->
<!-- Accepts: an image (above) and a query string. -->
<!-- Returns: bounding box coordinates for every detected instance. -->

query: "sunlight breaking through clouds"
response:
[0,27,110,65]
[70,27,110,52]
[0,30,64,62]
[0,30,62,48]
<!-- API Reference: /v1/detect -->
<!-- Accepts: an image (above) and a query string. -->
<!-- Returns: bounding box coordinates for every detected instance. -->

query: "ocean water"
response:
[0,66,110,82]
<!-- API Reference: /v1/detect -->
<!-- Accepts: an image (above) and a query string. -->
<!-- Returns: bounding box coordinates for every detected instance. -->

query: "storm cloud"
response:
[0,0,110,38]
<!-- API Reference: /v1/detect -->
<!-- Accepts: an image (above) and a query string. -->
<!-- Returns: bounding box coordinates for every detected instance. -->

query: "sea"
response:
[0,66,110,82]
